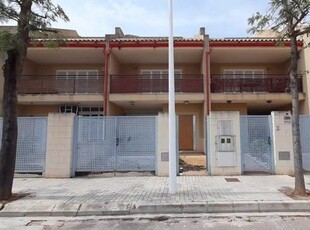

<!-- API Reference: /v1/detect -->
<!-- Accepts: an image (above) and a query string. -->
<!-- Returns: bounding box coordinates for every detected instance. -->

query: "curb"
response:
[130,201,310,215]
[0,201,310,217]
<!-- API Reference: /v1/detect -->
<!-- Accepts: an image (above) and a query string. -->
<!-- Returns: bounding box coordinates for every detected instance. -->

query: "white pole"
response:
[168,0,177,194]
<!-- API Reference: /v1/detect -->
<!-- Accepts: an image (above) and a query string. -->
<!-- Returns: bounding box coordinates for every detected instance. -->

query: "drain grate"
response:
[225,178,240,182]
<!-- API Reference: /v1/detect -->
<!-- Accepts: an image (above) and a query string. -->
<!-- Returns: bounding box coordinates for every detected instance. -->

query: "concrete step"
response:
[179,151,205,156]
[180,155,206,167]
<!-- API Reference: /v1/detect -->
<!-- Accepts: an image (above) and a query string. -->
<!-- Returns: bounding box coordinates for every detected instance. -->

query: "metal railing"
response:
[211,74,302,93]
[110,74,204,93]
[19,74,300,95]
[18,75,104,95]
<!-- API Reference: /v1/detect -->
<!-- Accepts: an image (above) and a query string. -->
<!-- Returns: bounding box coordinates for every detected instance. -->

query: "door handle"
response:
[116,137,119,146]
[268,136,271,145]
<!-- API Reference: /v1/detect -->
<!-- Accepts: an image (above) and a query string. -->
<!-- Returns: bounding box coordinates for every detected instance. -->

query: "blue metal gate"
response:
[75,116,157,172]
[75,117,116,172]
[300,115,310,171]
[240,115,274,173]
[115,117,157,171]
[0,117,48,173]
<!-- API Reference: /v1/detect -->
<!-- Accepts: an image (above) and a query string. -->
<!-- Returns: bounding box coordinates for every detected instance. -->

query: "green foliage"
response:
[30,0,69,29]
[0,0,69,51]
[33,38,67,49]
[298,69,310,76]
[248,12,272,34]
[248,0,310,37]
[0,30,17,51]
[0,0,69,201]
[42,40,61,48]
[248,0,310,196]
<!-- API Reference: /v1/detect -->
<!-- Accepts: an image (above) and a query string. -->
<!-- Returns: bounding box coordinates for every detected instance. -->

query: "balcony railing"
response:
[211,74,303,93]
[18,75,104,95]
[110,74,204,93]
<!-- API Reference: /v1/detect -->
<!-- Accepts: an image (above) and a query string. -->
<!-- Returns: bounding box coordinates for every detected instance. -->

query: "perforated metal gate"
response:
[240,115,274,173]
[0,117,47,173]
[300,115,310,171]
[115,117,157,171]
[75,116,157,172]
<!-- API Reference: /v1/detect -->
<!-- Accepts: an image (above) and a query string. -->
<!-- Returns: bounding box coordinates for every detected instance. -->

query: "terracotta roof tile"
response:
[32,37,105,42]
[109,37,203,42]
[210,37,303,42]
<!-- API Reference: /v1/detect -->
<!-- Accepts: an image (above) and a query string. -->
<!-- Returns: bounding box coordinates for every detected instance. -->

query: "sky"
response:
[11,0,271,38]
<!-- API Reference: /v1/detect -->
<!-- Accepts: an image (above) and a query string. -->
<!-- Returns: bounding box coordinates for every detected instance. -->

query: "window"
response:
[141,69,182,78]
[223,69,265,92]
[223,69,264,80]
[140,69,182,92]
[59,105,104,116]
[56,70,99,78]
[59,105,79,114]
[56,70,99,94]
[79,106,104,116]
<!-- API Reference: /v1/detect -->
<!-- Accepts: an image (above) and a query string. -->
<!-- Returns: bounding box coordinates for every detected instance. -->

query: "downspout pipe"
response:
[204,35,211,115]
[206,49,211,115]
[204,35,212,176]
[103,46,111,116]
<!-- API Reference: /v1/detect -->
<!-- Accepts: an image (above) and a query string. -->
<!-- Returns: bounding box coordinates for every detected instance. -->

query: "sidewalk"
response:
[1,175,310,217]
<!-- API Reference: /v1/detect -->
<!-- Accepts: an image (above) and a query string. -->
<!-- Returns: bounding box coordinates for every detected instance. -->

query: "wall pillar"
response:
[271,111,294,175]
[209,111,241,175]
[156,112,169,176]
[45,113,75,178]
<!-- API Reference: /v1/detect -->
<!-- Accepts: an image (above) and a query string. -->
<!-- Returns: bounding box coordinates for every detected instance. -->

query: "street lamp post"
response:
[168,0,177,194]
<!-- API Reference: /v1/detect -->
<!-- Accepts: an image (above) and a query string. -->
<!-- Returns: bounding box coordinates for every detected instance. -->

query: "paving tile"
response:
[6,175,310,216]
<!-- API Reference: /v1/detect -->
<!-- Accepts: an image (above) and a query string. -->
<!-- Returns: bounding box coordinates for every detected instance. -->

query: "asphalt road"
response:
[1,213,310,230]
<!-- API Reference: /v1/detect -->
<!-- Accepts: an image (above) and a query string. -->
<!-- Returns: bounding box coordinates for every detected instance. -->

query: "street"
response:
[1,214,310,230]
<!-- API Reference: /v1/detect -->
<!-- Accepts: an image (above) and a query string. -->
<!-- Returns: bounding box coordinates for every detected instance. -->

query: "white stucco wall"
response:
[271,111,294,175]
[209,111,241,175]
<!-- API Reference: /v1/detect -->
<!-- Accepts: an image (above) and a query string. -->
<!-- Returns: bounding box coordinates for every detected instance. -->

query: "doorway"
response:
[178,115,207,176]
[179,115,194,150]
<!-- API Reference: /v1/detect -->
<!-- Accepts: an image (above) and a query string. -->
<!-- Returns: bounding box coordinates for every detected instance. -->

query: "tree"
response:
[0,0,68,200]
[248,0,310,196]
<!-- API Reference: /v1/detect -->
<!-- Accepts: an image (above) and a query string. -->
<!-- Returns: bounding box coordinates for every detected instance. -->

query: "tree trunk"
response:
[290,35,306,196]
[0,0,32,201]
[0,50,18,200]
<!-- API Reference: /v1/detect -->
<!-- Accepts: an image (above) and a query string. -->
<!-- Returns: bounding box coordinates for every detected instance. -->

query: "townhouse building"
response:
[0,26,310,176]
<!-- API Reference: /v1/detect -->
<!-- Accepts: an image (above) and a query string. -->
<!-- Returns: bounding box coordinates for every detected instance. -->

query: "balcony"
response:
[110,74,204,93]
[211,74,302,93]
[18,75,104,95]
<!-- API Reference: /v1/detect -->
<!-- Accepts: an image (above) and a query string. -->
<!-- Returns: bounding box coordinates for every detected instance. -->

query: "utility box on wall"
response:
[216,135,235,152]
[208,111,241,175]
[216,135,236,167]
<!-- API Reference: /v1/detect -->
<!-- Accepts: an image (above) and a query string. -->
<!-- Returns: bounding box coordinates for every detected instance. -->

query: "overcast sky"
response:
[51,0,269,38]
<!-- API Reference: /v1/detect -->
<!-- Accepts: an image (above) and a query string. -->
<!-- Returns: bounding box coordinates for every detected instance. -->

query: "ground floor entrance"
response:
[179,151,207,175]
[240,115,274,174]
[75,116,157,173]
[179,115,194,150]
[11,111,310,177]
[178,115,206,175]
